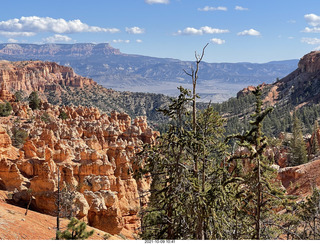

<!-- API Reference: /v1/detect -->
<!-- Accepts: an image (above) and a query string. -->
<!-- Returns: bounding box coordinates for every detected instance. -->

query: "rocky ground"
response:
[0,191,124,240]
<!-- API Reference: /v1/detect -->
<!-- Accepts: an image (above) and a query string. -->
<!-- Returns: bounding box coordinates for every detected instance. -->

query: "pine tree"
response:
[135,86,234,239]
[56,217,94,240]
[226,86,288,239]
[290,113,308,166]
[310,120,319,157]
[297,187,320,239]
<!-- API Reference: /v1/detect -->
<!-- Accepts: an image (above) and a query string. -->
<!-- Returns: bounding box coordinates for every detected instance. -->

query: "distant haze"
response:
[0,43,299,102]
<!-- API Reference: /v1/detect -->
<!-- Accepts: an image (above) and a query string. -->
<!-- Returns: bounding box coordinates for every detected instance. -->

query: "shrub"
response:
[58,110,69,120]
[28,91,41,110]
[14,91,23,102]
[11,127,28,148]
[40,112,51,123]
[0,101,12,117]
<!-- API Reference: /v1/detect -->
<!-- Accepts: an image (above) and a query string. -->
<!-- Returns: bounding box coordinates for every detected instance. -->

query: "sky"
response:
[1,0,320,63]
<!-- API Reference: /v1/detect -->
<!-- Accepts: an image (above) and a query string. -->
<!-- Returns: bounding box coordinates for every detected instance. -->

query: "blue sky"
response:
[1,0,320,63]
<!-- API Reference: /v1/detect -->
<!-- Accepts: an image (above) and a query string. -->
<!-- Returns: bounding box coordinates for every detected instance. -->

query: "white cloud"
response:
[198,6,227,11]
[8,38,18,43]
[126,27,145,34]
[43,34,72,43]
[175,26,229,35]
[0,16,120,34]
[301,37,320,45]
[145,0,169,4]
[0,31,36,37]
[235,6,248,11]
[237,29,261,36]
[112,39,130,43]
[303,27,320,33]
[136,39,143,43]
[210,38,225,45]
[304,13,320,27]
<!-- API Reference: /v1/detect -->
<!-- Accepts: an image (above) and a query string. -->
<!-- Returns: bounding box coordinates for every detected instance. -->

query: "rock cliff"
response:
[0,99,158,238]
[0,60,96,101]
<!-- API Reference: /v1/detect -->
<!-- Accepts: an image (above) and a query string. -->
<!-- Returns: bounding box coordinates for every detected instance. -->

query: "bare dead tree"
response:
[183,43,209,133]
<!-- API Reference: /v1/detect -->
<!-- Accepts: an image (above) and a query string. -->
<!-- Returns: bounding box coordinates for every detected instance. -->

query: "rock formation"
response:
[0,99,158,238]
[0,60,96,101]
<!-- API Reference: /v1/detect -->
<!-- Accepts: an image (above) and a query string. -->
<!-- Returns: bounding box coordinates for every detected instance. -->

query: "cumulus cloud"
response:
[301,37,320,45]
[43,34,72,43]
[304,13,320,27]
[0,16,120,35]
[210,38,225,45]
[145,0,169,4]
[303,27,320,33]
[235,6,248,11]
[175,26,229,35]
[8,38,18,43]
[136,39,143,43]
[112,39,130,43]
[126,27,145,34]
[237,29,261,36]
[198,6,227,11]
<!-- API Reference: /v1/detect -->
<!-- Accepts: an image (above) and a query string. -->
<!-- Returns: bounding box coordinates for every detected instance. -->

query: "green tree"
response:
[226,86,288,239]
[289,113,308,166]
[28,91,41,110]
[135,86,234,240]
[11,127,28,148]
[310,120,319,157]
[0,101,12,117]
[58,110,69,120]
[297,187,320,239]
[14,91,23,102]
[56,217,94,240]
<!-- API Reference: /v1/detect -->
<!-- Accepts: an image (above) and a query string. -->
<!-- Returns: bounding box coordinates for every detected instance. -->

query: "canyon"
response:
[0,54,320,239]
[0,90,158,238]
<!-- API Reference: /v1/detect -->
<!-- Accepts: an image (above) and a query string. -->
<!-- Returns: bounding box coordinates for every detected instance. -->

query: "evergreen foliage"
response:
[0,101,12,117]
[225,86,290,239]
[310,120,319,157]
[14,91,23,102]
[289,113,308,166]
[58,110,69,120]
[135,86,235,239]
[28,91,41,110]
[296,187,320,239]
[56,217,94,240]
[11,127,28,148]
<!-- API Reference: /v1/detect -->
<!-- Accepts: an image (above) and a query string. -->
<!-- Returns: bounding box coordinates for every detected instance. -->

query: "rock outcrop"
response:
[0,60,96,101]
[0,100,158,238]
[298,51,320,73]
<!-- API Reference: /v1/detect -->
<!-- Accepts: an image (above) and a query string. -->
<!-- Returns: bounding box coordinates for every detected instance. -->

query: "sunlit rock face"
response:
[0,99,157,237]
